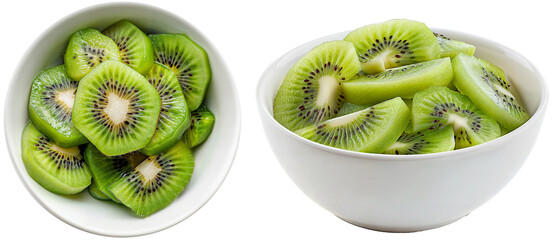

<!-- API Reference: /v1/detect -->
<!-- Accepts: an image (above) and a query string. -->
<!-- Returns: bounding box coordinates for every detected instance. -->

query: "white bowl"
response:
[4,2,240,237]
[257,29,548,232]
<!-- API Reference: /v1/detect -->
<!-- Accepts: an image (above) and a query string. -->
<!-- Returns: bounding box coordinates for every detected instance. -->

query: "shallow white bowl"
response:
[257,29,548,232]
[5,3,240,237]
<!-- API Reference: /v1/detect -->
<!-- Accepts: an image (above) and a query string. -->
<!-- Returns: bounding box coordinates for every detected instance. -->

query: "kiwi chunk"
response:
[181,104,215,148]
[452,54,529,131]
[435,32,475,58]
[21,122,91,195]
[109,140,195,217]
[72,61,161,156]
[149,34,211,111]
[273,41,361,131]
[342,58,453,105]
[412,87,500,149]
[141,63,191,156]
[344,19,441,74]
[102,20,154,75]
[383,126,455,155]
[28,65,88,147]
[88,178,110,201]
[64,28,121,81]
[295,97,409,153]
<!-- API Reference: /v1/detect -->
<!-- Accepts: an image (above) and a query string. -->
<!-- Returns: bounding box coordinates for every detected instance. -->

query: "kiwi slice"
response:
[181,103,215,148]
[295,97,409,153]
[64,28,121,81]
[28,65,88,147]
[435,32,475,58]
[383,126,455,155]
[273,41,361,131]
[452,54,530,131]
[344,19,441,74]
[342,58,453,105]
[72,61,161,156]
[141,63,191,156]
[102,20,154,75]
[88,178,110,201]
[149,34,211,111]
[21,122,91,195]
[109,140,195,217]
[412,87,501,149]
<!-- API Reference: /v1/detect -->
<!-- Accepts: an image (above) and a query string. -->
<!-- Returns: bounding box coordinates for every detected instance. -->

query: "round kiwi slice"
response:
[88,178,111,201]
[72,60,161,156]
[108,140,195,217]
[452,54,530,131]
[141,62,191,156]
[149,34,211,111]
[28,65,88,147]
[383,126,455,155]
[64,28,121,81]
[412,87,501,149]
[21,122,91,195]
[181,103,215,148]
[295,97,409,153]
[273,40,361,132]
[434,32,475,58]
[344,19,441,74]
[102,20,154,75]
[342,57,453,105]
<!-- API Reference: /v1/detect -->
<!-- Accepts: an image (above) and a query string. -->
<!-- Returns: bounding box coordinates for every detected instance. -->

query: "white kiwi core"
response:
[104,93,130,124]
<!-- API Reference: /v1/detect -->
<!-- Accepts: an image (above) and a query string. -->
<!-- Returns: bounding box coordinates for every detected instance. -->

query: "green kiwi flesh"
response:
[435,32,475,58]
[181,103,215,148]
[273,40,361,132]
[28,65,88,147]
[72,61,161,156]
[342,57,453,105]
[295,97,409,153]
[335,102,373,117]
[383,126,455,155]
[88,178,111,201]
[452,54,529,131]
[64,28,121,81]
[344,19,441,74]
[21,122,91,195]
[102,20,154,75]
[109,140,195,217]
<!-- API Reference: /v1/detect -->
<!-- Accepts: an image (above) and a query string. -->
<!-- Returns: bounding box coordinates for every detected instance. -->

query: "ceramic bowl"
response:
[257,29,548,232]
[5,2,240,237]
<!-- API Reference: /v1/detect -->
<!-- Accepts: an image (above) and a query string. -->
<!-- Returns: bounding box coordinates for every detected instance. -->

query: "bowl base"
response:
[337,215,467,233]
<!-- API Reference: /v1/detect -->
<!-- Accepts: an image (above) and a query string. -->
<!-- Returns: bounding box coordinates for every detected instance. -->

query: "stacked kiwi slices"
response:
[274,19,530,155]
[22,20,216,217]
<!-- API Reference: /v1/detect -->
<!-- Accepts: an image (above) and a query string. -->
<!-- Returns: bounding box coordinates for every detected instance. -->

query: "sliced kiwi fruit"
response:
[21,122,91,195]
[435,32,475,58]
[109,140,195,217]
[412,87,501,149]
[88,178,110,201]
[141,63,191,156]
[102,20,154,75]
[295,97,409,153]
[344,19,441,74]
[273,41,361,131]
[342,58,453,105]
[452,54,529,131]
[181,103,215,148]
[64,28,121,81]
[28,65,88,147]
[72,61,161,156]
[149,34,211,111]
[383,126,455,155]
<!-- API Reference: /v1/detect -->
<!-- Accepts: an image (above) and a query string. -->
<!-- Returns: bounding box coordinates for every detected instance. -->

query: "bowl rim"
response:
[256,27,549,162]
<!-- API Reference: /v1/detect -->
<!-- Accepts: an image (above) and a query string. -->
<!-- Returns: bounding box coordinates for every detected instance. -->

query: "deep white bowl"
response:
[257,29,548,232]
[5,3,240,237]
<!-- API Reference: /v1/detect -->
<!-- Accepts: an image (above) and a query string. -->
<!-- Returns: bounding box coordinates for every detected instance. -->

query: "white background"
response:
[2,0,553,239]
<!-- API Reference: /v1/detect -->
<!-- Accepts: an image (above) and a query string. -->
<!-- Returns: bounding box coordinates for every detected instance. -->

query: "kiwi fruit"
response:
[141,63,191,156]
[88,178,110,201]
[452,54,529,131]
[108,140,195,217]
[28,65,88,147]
[412,87,501,149]
[64,28,121,81]
[72,60,161,156]
[434,32,475,58]
[295,97,409,153]
[383,126,455,155]
[102,20,154,75]
[342,57,453,105]
[181,103,215,148]
[21,122,91,195]
[149,34,211,111]
[344,19,441,74]
[273,40,361,131]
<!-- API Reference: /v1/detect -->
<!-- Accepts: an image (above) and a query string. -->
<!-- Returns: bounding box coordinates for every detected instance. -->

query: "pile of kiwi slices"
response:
[274,19,530,155]
[22,20,216,217]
